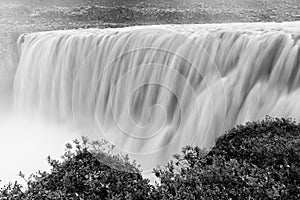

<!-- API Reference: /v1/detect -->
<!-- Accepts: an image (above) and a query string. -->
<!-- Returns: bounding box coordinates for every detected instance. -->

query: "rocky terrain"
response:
[0,0,299,73]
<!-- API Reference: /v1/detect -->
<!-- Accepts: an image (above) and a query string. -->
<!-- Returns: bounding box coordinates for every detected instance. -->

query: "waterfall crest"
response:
[14,22,300,172]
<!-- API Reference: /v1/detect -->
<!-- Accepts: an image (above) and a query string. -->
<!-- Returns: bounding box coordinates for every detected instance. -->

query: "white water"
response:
[2,22,300,184]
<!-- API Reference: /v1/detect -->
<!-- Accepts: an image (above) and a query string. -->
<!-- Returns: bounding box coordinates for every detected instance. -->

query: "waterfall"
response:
[13,22,300,174]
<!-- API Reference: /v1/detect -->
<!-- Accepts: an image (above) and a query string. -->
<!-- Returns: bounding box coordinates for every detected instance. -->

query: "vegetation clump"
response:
[0,138,153,200]
[152,117,300,199]
[1,117,299,199]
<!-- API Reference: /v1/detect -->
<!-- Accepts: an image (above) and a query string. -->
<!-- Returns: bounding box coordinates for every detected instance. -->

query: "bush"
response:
[151,117,300,200]
[0,137,153,200]
[1,117,299,199]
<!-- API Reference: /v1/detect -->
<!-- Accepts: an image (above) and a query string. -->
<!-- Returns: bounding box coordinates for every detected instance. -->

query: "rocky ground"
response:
[0,0,299,72]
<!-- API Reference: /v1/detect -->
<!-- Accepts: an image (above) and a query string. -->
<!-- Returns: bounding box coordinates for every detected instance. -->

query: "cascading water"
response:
[12,22,300,175]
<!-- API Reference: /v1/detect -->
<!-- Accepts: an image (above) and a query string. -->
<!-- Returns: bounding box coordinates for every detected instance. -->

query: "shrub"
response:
[151,117,300,200]
[0,137,153,200]
[1,117,299,199]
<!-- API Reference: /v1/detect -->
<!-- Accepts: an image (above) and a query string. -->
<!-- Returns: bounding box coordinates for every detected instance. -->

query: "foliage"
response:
[0,137,153,200]
[0,182,24,200]
[1,117,299,199]
[151,117,300,200]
